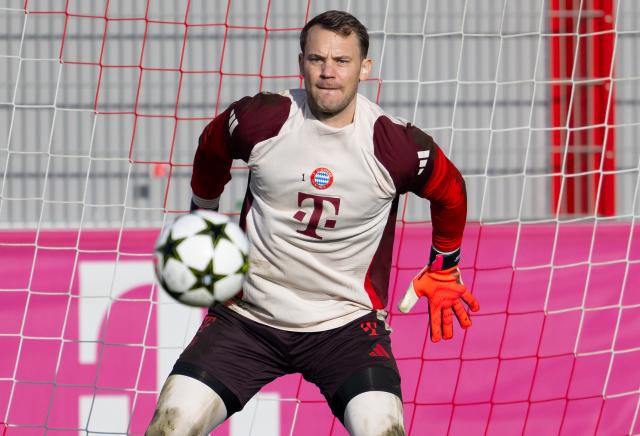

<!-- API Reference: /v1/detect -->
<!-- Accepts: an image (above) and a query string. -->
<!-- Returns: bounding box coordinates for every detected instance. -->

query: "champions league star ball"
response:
[154,210,249,307]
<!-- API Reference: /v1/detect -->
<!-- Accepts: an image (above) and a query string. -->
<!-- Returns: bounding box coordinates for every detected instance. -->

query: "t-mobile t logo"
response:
[293,192,341,240]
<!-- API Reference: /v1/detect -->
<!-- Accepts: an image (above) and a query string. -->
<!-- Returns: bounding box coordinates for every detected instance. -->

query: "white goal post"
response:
[1,1,639,435]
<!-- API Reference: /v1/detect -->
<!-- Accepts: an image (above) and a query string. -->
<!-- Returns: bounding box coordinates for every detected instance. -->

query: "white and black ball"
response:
[154,210,249,307]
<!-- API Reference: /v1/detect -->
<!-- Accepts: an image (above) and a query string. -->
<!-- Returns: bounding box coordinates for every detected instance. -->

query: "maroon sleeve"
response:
[414,131,467,253]
[191,92,291,201]
[373,117,466,253]
[191,107,233,201]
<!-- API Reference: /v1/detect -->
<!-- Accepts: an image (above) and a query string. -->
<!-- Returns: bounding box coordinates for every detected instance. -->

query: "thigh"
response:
[171,304,289,416]
[296,312,402,421]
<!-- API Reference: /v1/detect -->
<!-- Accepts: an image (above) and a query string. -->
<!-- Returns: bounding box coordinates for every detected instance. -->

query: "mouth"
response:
[317,87,341,97]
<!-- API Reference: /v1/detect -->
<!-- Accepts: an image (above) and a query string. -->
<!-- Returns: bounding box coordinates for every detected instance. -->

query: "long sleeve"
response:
[371,118,467,253]
[191,93,292,205]
[418,145,467,253]
[191,108,234,202]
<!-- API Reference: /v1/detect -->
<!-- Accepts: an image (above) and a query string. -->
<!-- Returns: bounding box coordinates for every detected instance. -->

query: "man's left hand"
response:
[398,265,480,342]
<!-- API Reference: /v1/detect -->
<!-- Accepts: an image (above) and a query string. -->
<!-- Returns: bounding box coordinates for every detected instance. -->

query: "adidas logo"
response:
[417,150,430,175]
[229,109,238,135]
[369,343,390,359]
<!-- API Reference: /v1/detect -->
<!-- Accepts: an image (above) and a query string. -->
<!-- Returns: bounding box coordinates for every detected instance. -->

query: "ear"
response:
[359,58,372,81]
[298,53,304,77]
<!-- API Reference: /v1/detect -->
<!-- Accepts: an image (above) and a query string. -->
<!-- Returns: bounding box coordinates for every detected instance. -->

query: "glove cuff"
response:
[429,246,460,271]
[191,194,220,212]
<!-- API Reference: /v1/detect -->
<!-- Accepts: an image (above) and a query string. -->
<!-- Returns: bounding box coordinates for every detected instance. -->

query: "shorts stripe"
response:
[171,361,243,416]
[328,366,402,423]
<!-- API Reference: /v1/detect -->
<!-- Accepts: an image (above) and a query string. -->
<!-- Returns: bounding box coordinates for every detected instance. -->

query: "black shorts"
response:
[170,304,402,422]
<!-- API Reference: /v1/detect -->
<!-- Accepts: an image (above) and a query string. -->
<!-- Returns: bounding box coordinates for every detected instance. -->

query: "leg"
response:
[146,374,227,436]
[343,391,405,436]
[147,305,289,435]
[295,311,403,433]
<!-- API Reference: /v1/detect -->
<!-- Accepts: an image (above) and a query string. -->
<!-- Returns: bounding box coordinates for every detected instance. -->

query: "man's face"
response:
[299,25,371,121]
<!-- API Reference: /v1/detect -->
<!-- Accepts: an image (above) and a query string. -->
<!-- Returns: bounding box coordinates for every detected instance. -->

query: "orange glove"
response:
[398,263,479,342]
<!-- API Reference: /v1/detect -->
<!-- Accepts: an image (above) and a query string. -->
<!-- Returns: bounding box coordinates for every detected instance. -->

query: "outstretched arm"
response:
[399,131,479,342]
[420,143,467,255]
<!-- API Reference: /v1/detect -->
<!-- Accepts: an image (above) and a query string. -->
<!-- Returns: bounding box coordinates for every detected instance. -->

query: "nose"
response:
[320,60,336,78]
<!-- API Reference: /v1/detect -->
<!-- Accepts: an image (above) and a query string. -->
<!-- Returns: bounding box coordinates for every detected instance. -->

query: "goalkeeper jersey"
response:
[191,89,467,332]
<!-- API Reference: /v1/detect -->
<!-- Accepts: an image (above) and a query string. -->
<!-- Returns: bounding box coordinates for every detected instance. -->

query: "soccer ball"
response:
[154,210,249,307]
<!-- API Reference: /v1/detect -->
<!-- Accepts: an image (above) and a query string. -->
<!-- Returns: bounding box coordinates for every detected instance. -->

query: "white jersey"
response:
[191,89,467,332]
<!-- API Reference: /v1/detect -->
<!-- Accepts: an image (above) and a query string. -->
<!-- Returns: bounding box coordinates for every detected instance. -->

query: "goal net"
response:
[1,0,639,435]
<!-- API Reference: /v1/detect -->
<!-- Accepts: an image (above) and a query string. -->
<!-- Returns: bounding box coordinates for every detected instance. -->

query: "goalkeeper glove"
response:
[398,247,479,342]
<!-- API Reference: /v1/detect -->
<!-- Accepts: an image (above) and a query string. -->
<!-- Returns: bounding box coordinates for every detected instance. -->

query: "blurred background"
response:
[1,0,638,227]
[0,1,639,435]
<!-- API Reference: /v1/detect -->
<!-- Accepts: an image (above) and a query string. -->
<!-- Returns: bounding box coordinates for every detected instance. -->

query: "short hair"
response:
[299,10,369,58]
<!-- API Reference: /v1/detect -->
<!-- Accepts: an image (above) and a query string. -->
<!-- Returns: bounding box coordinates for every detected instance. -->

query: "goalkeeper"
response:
[147,9,479,436]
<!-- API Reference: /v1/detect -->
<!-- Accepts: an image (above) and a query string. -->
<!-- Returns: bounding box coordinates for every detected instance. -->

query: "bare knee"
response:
[146,405,205,436]
[343,391,405,436]
[350,415,405,436]
[381,423,405,436]
[145,374,228,436]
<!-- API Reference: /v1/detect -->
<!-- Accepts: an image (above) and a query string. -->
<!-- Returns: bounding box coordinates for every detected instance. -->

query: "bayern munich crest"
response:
[310,167,334,190]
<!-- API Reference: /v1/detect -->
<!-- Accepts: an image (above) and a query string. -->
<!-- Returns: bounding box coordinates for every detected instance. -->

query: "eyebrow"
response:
[306,53,353,61]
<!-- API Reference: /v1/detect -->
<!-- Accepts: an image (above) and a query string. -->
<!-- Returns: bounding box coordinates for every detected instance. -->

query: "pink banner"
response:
[1,223,639,435]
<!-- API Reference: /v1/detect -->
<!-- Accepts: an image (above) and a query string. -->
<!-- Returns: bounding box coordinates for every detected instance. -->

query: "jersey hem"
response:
[226,303,373,333]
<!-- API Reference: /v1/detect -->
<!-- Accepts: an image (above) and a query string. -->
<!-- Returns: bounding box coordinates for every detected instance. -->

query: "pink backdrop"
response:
[1,223,639,435]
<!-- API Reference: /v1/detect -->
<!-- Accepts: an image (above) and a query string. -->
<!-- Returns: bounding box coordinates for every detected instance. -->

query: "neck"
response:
[308,97,357,128]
